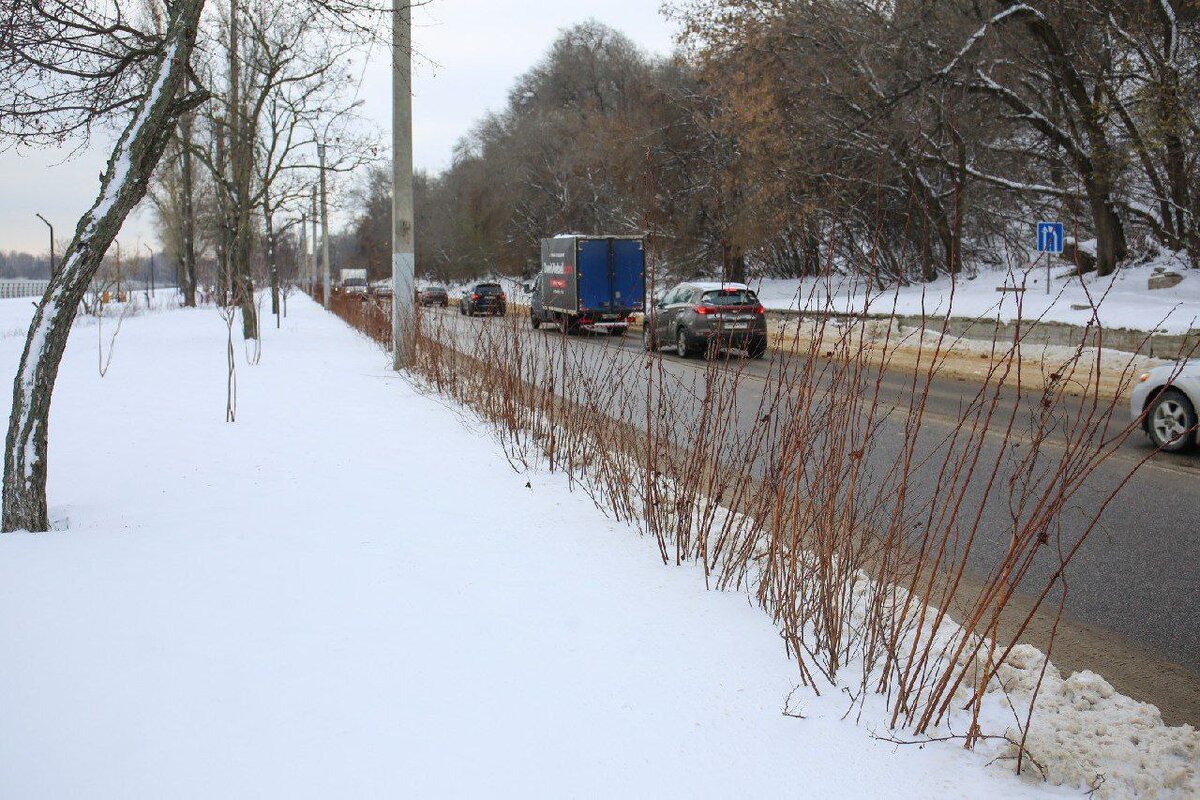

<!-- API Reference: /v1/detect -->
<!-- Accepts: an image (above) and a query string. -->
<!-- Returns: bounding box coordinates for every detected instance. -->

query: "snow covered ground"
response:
[0,294,1188,797]
[752,253,1200,335]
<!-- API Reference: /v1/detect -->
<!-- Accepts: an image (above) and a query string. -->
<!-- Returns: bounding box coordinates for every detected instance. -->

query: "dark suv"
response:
[459,282,507,316]
[643,282,767,358]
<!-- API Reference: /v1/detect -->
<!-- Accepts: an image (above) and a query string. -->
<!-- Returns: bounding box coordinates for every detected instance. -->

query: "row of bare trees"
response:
[149,0,373,331]
[0,0,381,531]
[345,5,1198,287]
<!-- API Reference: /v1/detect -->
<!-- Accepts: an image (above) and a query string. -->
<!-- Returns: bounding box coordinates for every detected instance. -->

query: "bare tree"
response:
[1,0,209,531]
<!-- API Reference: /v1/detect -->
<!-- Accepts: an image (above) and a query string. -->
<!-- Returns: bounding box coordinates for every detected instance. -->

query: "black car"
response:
[643,282,768,358]
[459,283,507,316]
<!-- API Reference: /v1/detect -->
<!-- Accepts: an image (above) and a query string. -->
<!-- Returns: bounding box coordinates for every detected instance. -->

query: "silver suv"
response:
[1131,360,1199,452]
[643,282,768,359]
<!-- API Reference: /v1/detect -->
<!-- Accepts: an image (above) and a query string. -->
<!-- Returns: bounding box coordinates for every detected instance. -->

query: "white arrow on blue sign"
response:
[1037,221,1065,254]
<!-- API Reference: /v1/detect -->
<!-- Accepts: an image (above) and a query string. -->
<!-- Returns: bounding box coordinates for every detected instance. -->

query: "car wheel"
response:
[642,325,655,352]
[608,326,626,337]
[747,339,767,359]
[531,313,541,330]
[458,303,464,315]
[1147,389,1198,452]
[559,316,571,335]
[676,327,694,358]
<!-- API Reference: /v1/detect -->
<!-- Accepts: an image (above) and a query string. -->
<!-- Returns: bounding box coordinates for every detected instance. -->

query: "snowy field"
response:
[753,255,1200,335]
[0,293,1187,797]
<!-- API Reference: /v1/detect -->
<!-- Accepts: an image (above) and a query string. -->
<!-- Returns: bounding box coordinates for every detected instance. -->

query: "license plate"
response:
[727,323,749,330]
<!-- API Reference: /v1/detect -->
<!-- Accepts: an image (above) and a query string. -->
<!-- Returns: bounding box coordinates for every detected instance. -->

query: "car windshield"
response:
[701,289,758,306]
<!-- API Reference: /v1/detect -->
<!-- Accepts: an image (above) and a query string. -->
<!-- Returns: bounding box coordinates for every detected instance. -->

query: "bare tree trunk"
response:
[179,110,198,307]
[3,0,208,532]
[228,0,258,340]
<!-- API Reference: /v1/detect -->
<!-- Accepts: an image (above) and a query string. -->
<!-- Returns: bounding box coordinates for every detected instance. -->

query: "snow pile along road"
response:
[754,250,1200,335]
[0,293,1188,797]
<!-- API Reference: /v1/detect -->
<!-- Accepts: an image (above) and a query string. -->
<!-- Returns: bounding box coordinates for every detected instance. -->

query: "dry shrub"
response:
[314,282,1171,774]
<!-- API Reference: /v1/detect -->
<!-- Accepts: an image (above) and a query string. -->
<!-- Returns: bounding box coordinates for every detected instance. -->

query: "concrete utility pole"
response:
[299,211,307,294]
[318,143,331,309]
[35,213,54,276]
[310,187,318,293]
[392,0,415,368]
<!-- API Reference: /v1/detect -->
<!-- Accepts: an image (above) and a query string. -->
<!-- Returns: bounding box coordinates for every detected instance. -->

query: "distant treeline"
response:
[0,249,166,283]
[342,3,1200,286]
[0,251,52,279]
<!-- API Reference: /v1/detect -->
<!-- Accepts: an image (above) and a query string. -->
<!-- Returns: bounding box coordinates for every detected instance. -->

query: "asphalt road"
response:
[427,307,1200,722]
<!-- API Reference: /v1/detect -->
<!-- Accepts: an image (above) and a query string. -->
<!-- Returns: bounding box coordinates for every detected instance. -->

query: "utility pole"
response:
[318,143,331,309]
[35,213,54,277]
[299,211,307,296]
[310,188,318,294]
[392,0,415,368]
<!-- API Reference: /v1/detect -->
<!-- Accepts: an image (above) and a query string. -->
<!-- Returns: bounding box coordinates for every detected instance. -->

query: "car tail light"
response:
[472,293,480,300]
[695,305,717,315]
[754,305,765,315]
[1138,373,1151,383]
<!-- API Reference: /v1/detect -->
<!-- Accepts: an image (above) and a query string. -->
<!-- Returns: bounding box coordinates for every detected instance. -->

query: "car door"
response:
[656,285,685,340]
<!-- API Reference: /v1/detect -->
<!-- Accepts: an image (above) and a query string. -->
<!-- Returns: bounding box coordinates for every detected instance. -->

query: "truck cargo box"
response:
[539,236,644,316]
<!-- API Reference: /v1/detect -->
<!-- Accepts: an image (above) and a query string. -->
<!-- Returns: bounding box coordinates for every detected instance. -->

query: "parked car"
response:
[1131,360,1200,452]
[418,286,449,307]
[459,283,507,316]
[643,282,768,359]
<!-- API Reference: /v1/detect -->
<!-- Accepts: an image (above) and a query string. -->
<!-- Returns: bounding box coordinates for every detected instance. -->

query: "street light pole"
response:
[392,0,415,368]
[35,213,54,276]
[318,143,331,310]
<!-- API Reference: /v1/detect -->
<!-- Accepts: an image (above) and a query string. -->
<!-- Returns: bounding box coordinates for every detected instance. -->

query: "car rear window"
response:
[475,284,502,294]
[701,289,758,306]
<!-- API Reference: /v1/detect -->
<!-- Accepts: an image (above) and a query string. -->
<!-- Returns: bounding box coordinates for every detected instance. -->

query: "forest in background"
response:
[338,1,1200,288]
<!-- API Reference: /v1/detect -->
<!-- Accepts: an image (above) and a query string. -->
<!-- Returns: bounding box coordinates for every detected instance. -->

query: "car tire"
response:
[642,325,656,352]
[559,316,572,335]
[1146,389,1198,452]
[747,339,768,359]
[608,327,626,337]
[531,313,541,330]
[676,327,695,358]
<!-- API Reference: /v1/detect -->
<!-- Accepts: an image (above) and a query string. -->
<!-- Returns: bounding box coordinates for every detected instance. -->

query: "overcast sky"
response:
[0,1,679,255]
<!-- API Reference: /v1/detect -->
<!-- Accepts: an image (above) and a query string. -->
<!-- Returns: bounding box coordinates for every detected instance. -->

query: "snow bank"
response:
[753,252,1200,335]
[993,649,1198,797]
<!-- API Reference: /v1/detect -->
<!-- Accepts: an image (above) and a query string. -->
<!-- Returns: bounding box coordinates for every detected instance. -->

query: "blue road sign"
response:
[1037,221,1064,254]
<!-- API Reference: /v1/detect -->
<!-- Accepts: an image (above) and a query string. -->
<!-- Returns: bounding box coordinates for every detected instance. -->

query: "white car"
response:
[1131,360,1200,452]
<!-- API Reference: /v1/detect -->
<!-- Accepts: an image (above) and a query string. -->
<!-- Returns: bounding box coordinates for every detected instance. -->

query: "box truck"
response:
[528,236,644,335]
